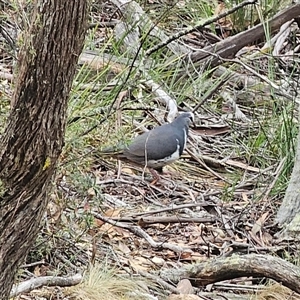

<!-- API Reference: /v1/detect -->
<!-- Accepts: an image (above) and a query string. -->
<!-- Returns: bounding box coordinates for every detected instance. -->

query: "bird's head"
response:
[175,111,194,126]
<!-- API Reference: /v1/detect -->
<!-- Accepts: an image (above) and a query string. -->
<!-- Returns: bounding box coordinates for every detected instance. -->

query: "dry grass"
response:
[254,283,299,300]
[66,263,150,300]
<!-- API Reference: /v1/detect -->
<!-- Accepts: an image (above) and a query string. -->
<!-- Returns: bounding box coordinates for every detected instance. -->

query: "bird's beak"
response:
[189,112,195,126]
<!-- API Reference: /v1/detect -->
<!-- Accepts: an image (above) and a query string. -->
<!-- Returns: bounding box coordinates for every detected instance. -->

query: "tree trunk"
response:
[0,1,88,299]
[276,127,300,237]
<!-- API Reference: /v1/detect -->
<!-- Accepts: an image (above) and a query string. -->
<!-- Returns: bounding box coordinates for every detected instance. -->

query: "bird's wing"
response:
[124,124,183,161]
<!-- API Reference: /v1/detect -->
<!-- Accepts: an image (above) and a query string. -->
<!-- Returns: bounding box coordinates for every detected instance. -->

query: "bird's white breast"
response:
[147,139,180,168]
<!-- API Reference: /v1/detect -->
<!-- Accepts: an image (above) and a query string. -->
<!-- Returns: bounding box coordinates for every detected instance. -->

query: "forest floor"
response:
[1,0,300,299]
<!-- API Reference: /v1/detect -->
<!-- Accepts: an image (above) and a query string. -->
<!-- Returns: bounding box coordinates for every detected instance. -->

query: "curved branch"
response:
[160,254,300,294]
[10,274,82,298]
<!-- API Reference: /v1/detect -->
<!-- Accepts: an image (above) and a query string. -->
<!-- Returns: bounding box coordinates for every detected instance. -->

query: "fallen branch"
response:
[160,254,300,294]
[189,3,300,68]
[10,274,82,298]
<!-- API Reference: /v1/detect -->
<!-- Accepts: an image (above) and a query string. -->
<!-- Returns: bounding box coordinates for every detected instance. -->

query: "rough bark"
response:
[0,1,88,299]
[160,254,300,294]
[276,126,300,236]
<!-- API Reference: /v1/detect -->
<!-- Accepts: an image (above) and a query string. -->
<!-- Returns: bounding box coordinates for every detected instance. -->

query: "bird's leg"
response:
[149,168,161,185]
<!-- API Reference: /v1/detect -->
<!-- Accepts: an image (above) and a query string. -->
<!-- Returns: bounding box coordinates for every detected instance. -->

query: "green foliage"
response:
[225,0,285,33]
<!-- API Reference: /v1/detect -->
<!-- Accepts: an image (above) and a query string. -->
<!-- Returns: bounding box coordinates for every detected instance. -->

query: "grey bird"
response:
[101,112,194,181]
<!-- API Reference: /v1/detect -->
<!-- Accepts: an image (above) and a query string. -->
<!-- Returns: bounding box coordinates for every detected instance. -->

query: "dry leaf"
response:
[129,256,150,271]
[118,242,131,254]
[177,279,194,294]
[225,159,260,172]
[151,256,165,265]
[47,201,61,223]
[193,125,230,136]
[104,208,123,217]
[168,294,202,300]
[34,266,41,276]
[87,187,96,196]
[252,212,269,236]
[122,167,135,174]
[215,2,233,34]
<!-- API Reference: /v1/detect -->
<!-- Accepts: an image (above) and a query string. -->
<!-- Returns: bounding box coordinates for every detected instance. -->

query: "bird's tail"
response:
[97,144,125,157]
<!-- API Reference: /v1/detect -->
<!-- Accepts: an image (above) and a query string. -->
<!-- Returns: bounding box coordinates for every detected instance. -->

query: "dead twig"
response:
[92,212,192,253]
[127,202,215,217]
[111,215,216,225]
